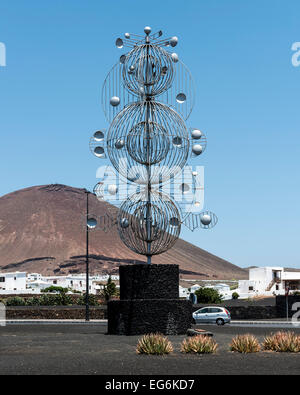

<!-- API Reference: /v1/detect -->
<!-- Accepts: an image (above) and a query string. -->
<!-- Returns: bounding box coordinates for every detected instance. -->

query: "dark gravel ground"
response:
[0,324,300,375]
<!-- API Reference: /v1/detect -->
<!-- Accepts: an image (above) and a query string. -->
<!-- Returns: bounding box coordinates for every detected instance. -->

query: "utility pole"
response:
[85,190,90,322]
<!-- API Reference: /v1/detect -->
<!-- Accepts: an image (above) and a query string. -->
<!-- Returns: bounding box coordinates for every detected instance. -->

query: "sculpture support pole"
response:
[145,38,152,265]
[85,191,90,321]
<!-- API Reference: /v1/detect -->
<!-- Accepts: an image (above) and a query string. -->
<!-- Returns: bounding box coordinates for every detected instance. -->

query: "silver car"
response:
[193,307,231,326]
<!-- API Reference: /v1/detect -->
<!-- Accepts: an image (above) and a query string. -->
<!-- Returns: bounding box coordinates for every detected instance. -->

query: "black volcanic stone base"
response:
[107,299,192,335]
[119,264,179,300]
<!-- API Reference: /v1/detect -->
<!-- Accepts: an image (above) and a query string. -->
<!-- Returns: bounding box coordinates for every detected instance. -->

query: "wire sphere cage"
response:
[117,189,181,256]
[122,44,174,97]
[102,58,195,124]
[106,100,190,184]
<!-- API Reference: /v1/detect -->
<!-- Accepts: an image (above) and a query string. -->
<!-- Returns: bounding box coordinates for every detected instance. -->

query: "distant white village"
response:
[0,272,120,296]
[1,266,300,299]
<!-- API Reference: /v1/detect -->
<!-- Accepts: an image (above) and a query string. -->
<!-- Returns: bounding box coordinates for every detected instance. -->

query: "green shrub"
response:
[263,331,300,352]
[5,296,26,306]
[38,293,73,306]
[38,294,59,306]
[26,297,41,306]
[41,286,69,294]
[194,287,223,304]
[232,292,239,300]
[136,333,173,355]
[181,336,218,354]
[230,334,260,353]
[77,294,99,306]
[101,276,118,302]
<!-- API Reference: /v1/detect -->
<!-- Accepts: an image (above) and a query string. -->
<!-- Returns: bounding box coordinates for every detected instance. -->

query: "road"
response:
[0,323,300,375]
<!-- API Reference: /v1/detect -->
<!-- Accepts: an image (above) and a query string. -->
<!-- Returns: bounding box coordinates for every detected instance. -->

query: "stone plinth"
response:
[119,264,179,300]
[107,264,192,335]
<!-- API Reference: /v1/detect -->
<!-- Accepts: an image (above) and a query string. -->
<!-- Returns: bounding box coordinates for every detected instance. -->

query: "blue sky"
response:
[0,0,300,268]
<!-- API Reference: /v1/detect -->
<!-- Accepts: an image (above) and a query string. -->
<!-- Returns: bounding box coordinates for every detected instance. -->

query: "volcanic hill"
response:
[0,185,247,279]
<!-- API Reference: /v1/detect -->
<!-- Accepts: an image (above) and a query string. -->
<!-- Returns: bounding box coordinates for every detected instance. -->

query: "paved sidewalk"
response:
[2,319,107,325]
[2,318,300,328]
[230,320,300,328]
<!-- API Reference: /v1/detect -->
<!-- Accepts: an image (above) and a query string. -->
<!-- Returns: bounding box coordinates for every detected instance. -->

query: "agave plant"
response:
[136,333,173,355]
[181,335,218,354]
[230,334,260,353]
[263,331,300,353]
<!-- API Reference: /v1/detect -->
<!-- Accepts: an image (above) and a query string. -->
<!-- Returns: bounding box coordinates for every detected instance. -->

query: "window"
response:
[276,285,279,291]
[249,286,254,291]
[198,308,209,314]
[14,277,17,281]
[0,277,5,283]
[210,308,222,313]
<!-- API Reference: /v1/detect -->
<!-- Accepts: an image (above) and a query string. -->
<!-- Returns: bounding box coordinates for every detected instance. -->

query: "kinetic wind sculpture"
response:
[89,26,218,264]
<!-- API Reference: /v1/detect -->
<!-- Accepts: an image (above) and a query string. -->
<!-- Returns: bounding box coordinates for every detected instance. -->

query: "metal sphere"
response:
[115,139,125,149]
[107,184,118,195]
[191,129,202,139]
[124,33,130,39]
[122,44,174,97]
[120,218,129,228]
[94,146,105,158]
[120,55,126,64]
[201,214,212,226]
[93,130,104,141]
[87,217,97,229]
[170,36,178,47]
[106,101,190,184]
[171,53,179,63]
[110,96,120,106]
[115,38,124,49]
[176,93,186,103]
[172,136,182,147]
[117,190,181,256]
[144,26,152,35]
[180,183,190,194]
[192,144,203,156]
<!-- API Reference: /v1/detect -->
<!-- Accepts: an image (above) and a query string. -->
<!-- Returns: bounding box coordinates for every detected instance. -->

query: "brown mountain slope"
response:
[0,185,247,279]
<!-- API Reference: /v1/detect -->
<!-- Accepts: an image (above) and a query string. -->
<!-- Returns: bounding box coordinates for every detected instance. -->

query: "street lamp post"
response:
[85,190,90,322]
[84,190,98,322]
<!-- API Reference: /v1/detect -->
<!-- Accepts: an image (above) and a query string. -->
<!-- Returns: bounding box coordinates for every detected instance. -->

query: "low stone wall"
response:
[6,306,107,320]
[192,304,277,320]
[0,294,105,304]
[6,301,293,321]
[276,295,300,318]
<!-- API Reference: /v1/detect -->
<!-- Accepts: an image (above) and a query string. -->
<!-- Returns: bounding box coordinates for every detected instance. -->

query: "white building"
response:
[190,284,201,293]
[0,271,120,295]
[41,273,120,295]
[27,273,42,282]
[238,267,300,298]
[179,285,189,298]
[0,272,27,294]
[205,283,233,300]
